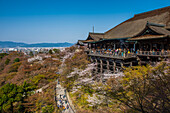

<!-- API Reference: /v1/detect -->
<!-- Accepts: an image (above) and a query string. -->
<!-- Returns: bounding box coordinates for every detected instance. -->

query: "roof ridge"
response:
[134,6,170,17]
[89,32,104,35]
[127,6,170,22]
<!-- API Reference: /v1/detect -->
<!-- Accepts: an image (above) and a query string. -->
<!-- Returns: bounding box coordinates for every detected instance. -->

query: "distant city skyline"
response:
[0,0,169,43]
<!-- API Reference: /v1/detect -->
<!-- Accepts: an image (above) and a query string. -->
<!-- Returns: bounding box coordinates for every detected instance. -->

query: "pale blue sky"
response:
[0,0,169,43]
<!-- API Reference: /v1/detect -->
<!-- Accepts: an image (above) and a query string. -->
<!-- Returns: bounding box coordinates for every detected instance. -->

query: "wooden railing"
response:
[86,49,170,58]
[88,50,136,59]
[137,51,170,56]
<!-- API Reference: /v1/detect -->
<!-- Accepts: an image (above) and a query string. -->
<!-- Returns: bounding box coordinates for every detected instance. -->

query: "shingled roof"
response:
[104,6,170,39]
[128,23,170,41]
[86,32,104,41]
[128,35,168,41]
[148,26,170,35]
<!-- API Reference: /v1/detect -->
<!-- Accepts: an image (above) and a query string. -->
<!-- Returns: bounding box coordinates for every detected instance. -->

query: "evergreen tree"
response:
[14,58,20,63]
[49,49,53,54]
[53,49,60,54]
[0,82,35,112]
[5,58,10,65]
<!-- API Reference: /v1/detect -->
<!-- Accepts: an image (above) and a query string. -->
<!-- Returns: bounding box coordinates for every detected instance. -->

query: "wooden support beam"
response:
[100,59,103,73]
[113,61,116,73]
[90,57,93,62]
[120,62,123,68]
[130,62,132,67]
[106,60,109,72]
[95,59,98,74]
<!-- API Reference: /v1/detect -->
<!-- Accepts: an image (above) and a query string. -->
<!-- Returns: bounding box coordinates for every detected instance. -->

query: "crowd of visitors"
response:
[57,94,69,111]
[137,49,170,55]
[55,80,72,113]
[89,48,169,57]
[90,48,134,57]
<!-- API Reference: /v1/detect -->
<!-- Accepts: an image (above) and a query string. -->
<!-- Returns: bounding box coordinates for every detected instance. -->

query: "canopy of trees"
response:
[0,82,35,112]
[5,58,10,65]
[53,49,60,54]
[14,58,20,63]
[105,61,170,112]
[0,53,8,59]
[0,51,62,112]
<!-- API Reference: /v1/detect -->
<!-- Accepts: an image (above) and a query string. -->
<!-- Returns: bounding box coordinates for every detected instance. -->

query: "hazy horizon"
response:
[0,40,74,44]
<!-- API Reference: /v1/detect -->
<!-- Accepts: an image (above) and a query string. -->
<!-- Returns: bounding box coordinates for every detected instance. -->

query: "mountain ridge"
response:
[0,41,74,48]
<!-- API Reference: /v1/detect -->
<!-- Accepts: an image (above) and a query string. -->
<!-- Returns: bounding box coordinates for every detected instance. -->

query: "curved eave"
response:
[128,35,169,41]
[88,37,130,43]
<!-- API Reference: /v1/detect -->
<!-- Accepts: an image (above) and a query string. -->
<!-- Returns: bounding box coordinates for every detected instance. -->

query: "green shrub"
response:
[32,74,46,85]
[0,53,8,59]
[53,49,60,54]
[49,50,53,54]
[5,58,10,65]
[14,58,20,63]
[42,105,54,113]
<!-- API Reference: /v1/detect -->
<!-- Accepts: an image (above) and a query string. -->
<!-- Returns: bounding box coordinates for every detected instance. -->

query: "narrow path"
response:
[55,52,76,113]
[56,80,74,113]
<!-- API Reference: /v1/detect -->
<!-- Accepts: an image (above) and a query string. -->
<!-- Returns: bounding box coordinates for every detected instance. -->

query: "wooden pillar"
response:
[113,61,116,73]
[95,59,98,74]
[90,57,93,62]
[103,42,106,49]
[106,42,108,49]
[114,43,116,50]
[130,62,132,67]
[100,59,103,73]
[150,43,152,51]
[133,43,136,51]
[90,43,92,49]
[139,43,141,50]
[120,62,123,68]
[137,57,141,66]
[161,42,164,50]
[106,60,109,72]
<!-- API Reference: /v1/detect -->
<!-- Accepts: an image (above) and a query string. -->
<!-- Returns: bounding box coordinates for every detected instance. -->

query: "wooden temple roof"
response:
[148,26,170,35]
[83,6,170,43]
[77,40,85,45]
[86,32,104,41]
[104,6,170,39]
[76,39,95,45]
[83,40,94,43]
[128,23,170,41]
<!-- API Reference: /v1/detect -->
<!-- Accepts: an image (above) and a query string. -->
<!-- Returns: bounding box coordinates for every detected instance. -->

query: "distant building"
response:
[27,55,43,62]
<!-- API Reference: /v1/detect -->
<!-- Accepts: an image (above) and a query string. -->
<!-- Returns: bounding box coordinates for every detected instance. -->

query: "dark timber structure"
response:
[77,6,170,74]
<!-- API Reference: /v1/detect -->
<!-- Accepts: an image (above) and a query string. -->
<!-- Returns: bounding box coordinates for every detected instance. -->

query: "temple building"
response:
[77,6,170,74]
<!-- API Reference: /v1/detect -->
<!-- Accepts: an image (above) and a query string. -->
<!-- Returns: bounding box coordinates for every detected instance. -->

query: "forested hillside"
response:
[0,49,62,112]
[0,46,169,113]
